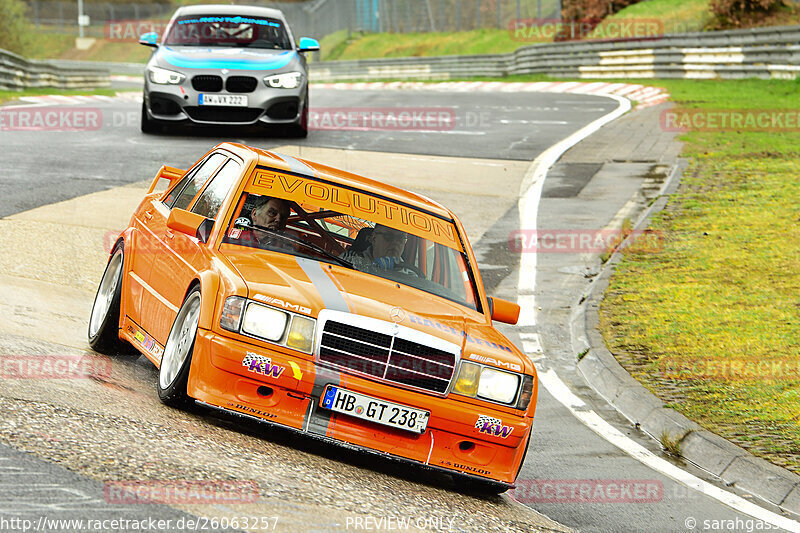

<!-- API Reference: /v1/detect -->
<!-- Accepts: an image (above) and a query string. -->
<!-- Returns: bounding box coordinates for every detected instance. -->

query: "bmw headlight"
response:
[242,302,288,341]
[453,360,524,406]
[148,66,185,85]
[264,72,302,89]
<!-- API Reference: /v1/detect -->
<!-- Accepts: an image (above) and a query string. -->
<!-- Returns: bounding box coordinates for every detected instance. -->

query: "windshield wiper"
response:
[250,227,355,269]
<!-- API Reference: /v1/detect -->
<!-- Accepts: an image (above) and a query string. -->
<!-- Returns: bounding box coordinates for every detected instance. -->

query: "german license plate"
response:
[320,385,429,434]
[199,94,248,107]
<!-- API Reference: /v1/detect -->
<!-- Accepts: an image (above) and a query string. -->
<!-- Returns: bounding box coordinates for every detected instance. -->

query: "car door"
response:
[136,152,227,341]
[146,157,243,345]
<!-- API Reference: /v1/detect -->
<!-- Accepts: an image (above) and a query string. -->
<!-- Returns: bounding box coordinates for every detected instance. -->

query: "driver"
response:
[238,196,295,251]
[341,224,418,276]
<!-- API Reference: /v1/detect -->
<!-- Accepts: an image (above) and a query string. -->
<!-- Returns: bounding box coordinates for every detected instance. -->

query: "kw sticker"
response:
[242,352,285,379]
[475,415,514,439]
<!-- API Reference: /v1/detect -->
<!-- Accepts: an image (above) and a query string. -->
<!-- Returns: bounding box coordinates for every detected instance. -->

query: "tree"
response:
[0,0,30,55]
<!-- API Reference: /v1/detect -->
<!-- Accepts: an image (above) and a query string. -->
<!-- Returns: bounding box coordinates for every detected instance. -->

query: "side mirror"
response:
[139,32,158,47]
[297,37,320,53]
[487,296,520,325]
[148,165,185,194]
[167,208,214,244]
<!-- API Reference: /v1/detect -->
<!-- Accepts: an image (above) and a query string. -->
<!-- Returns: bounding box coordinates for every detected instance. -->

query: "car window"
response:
[167,153,226,210]
[190,159,242,220]
[164,15,292,50]
[222,188,478,312]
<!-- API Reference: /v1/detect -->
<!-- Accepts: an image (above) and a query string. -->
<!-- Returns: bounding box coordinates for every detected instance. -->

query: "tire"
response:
[286,88,309,138]
[157,286,201,407]
[88,244,136,355]
[141,100,159,134]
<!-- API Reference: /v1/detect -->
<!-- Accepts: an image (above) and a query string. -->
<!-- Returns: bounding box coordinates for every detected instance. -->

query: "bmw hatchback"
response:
[139,5,319,137]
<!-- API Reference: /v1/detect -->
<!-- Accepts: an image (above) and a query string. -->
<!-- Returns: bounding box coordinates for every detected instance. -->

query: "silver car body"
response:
[141,5,315,134]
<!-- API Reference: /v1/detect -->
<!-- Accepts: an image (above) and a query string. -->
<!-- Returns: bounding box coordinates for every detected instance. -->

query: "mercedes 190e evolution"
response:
[88,143,537,492]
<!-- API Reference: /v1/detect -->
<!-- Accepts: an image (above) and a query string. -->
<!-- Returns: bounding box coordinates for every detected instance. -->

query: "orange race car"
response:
[88,142,537,491]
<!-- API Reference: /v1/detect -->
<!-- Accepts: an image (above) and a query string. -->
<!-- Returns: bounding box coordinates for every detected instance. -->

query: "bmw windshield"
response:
[163,15,293,49]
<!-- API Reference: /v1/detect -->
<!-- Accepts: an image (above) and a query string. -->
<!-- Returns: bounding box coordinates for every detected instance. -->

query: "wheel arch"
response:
[189,270,221,331]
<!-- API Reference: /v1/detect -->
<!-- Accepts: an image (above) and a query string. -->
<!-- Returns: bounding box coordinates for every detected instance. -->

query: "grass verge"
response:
[0,87,117,105]
[597,78,800,474]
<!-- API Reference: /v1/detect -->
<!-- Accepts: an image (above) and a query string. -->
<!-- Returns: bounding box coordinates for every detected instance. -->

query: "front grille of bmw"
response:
[316,311,459,395]
[190,75,258,93]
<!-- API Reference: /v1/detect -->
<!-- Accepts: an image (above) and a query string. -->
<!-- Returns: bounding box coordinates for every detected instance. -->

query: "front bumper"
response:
[144,78,305,126]
[186,329,532,486]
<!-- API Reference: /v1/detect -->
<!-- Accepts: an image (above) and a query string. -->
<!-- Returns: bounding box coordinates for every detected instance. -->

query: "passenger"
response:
[342,224,419,276]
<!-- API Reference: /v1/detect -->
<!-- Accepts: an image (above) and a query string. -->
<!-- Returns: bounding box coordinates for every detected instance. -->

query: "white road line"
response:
[536,369,800,533]
[517,92,800,532]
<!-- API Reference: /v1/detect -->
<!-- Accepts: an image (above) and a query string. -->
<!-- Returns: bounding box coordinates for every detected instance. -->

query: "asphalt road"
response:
[0,87,791,533]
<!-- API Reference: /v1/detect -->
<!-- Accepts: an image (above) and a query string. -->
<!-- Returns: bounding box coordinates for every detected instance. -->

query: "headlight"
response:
[220,296,245,332]
[264,72,302,89]
[478,367,519,404]
[148,66,185,85]
[453,361,480,397]
[286,315,315,353]
[516,374,534,410]
[453,360,524,406]
[242,303,288,341]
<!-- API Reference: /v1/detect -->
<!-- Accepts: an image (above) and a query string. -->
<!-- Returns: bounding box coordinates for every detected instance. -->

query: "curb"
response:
[571,161,800,518]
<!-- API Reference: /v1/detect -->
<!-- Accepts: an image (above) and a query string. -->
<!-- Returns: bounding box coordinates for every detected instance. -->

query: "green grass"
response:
[0,87,117,104]
[594,0,712,35]
[323,28,539,61]
[21,31,76,60]
[598,78,800,474]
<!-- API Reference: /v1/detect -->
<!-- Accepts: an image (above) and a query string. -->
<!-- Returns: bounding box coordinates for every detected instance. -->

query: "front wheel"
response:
[286,88,309,138]
[88,244,136,355]
[141,100,159,134]
[158,286,201,407]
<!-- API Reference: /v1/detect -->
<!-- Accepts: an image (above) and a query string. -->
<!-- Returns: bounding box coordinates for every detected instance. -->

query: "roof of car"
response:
[174,5,286,20]
[220,143,455,220]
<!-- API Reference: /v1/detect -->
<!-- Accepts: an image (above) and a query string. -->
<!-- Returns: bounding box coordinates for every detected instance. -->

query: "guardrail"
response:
[0,49,110,91]
[311,24,800,81]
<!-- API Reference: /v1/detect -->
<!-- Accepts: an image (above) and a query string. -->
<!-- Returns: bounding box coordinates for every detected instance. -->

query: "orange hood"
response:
[223,249,529,373]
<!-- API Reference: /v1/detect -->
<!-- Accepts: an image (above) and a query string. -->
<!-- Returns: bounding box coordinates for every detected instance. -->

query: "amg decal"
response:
[468,353,522,372]
[253,294,312,315]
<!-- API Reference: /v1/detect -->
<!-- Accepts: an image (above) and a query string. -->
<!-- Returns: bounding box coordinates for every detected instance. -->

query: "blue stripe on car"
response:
[161,48,295,71]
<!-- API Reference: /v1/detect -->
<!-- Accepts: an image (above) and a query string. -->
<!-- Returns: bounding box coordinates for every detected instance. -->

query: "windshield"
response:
[163,15,292,49]
[221,171,479,311]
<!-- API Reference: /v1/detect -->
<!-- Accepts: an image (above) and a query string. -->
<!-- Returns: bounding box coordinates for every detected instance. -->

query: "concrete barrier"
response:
[310,25,800,81]
[0,49,110,91]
